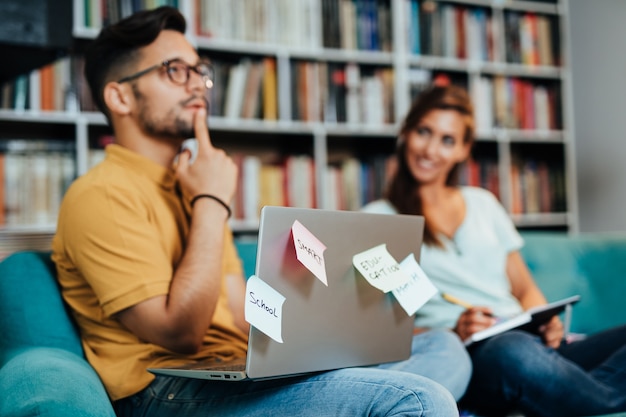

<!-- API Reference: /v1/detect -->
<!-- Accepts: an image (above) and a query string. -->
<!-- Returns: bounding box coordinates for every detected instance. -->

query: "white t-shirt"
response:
[361,187,524,329]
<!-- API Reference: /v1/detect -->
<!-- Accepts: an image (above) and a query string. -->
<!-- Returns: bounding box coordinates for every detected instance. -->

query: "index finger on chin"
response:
[194,108,213,151]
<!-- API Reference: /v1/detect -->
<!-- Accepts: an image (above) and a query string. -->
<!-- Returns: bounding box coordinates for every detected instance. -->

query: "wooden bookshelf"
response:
[0,0,577,258]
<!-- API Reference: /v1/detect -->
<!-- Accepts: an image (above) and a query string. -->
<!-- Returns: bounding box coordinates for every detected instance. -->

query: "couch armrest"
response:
[0,347,116,417]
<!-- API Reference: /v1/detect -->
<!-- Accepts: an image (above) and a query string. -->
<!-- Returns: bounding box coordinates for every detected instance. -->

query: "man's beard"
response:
[132,85,206,140]
[141,109,194,140]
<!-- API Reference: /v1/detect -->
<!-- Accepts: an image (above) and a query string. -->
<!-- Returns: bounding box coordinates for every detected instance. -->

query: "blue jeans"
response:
[114,329,470,417]
[461,325,626,417]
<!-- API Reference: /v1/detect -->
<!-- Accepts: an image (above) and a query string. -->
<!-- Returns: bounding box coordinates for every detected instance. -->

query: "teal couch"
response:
[1,234,626,416]
[520,232,626,335]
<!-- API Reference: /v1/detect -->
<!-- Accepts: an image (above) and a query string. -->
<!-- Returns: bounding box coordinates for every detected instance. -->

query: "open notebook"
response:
[463,295,581,346]
[149,206,425,381]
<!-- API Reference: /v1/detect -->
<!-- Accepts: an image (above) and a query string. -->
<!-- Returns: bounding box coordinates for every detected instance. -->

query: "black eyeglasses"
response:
[117,58,214,89]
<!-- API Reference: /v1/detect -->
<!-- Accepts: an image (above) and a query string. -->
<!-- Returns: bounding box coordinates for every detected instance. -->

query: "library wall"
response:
[0,0,576,259]
[568,0,626,233]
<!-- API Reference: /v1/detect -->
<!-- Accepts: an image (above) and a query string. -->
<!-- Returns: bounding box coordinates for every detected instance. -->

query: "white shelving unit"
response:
[0,0,577,259]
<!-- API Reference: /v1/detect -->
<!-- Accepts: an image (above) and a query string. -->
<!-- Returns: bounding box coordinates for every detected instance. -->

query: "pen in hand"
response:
[441,292,496,319]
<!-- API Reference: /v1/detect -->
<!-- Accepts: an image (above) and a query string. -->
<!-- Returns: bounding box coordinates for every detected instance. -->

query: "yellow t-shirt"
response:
[52,144,248,401]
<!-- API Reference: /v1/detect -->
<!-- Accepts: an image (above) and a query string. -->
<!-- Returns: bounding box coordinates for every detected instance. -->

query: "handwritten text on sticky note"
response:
[352,244,411,292]
[393,254,438,316]
[244,275,286,343]
[291,220,328,286]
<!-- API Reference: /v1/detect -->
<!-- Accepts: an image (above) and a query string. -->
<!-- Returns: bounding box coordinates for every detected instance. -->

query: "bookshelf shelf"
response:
[443,0,559,14]
[408,57,562,79]
[511,212,570,228]
[0,0,576,256]
[0,110,80,124]
[0,224,56,234]
[196,37,395,65]
[72,27,100,39]
[477,128,565,143]
[504,1,560,15]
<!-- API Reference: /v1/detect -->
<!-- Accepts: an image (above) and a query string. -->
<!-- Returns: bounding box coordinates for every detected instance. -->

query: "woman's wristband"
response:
[190,194,232,218]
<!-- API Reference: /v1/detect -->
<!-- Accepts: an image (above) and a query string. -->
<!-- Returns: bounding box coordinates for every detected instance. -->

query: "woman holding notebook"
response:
[362,84,626,417]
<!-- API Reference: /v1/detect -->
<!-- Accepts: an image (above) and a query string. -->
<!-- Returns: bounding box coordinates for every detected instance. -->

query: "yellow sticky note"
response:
[352,243,411,293]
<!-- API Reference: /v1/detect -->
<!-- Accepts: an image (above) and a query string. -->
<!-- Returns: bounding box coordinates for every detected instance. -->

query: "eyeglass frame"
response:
[116,57,214,88]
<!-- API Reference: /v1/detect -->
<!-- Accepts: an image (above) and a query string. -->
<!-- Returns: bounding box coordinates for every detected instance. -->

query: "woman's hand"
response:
[453,307,497,341]
[539,316,564,348]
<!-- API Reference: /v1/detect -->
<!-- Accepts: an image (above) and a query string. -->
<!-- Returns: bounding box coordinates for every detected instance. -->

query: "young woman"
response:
[362,85,626,417]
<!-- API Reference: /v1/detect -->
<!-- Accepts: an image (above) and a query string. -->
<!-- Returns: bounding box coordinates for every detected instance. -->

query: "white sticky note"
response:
[392,254,439,316]
[244,275,286,343]
[291,220,328,286]
[352,244,411,293]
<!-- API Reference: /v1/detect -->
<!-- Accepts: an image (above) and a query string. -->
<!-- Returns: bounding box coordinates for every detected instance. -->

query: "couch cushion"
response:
[521,233,626,335]
[0,251,83,361]
[235,238,258,280]
[0,347,115,417]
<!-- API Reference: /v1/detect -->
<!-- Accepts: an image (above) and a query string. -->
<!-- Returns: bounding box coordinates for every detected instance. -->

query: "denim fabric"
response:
[461,326,626,417]
[378,328,471,401]
[114,329,469,416]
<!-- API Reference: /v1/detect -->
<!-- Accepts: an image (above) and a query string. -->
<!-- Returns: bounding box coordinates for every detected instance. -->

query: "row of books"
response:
[416,1,559,66]
[197,0,322,49]
[505,11,560,67]
[472,75,561,132]
[230,150,566,219]
[1,55,392,127]
[80,0,560,67]
[510,158,567,214]
[198,0,393,52]
[0,140,76,227]
[0,55,561,134]
[321,0,392,51]
[1,140,565,228]
[82,0,179,29]
[415,0,499,62]
[230,154,317,222]
[460,155,566,214]
[292,61,395,124]
[458,157,500,200]
[229,153,397,221]
[326,155,395,211]
[209,57,395,124]
[0,56,93,113]
[211,58,278,120]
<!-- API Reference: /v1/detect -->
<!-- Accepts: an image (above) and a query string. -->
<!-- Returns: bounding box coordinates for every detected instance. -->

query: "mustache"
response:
[180,95,210,109]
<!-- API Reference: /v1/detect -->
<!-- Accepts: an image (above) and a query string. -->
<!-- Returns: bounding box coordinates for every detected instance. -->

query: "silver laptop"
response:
[149,206,425,381]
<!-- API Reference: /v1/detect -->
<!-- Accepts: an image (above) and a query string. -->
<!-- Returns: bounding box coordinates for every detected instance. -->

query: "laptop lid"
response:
[149,206,424,381]
[245,206,424,379]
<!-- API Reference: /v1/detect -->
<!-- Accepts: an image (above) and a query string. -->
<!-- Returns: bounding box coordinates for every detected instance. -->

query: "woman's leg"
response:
[461,330,626,417]
[559,324,626,400]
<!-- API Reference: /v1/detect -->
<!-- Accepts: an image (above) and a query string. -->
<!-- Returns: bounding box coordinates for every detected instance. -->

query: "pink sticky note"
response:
[291,220,328,286]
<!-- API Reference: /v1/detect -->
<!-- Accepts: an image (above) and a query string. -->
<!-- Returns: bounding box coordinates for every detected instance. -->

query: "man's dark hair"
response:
[84,6,186,121]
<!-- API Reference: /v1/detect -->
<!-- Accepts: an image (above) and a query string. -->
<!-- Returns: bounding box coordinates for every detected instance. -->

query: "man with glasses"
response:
[51,6,466,416]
